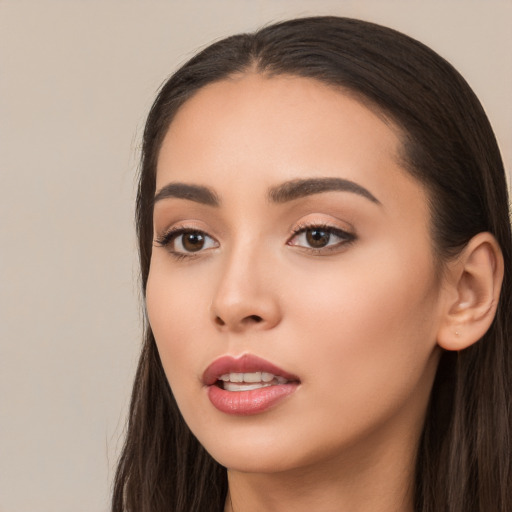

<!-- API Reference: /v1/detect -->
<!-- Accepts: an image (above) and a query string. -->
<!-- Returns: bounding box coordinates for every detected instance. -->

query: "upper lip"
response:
[202,354,300,386]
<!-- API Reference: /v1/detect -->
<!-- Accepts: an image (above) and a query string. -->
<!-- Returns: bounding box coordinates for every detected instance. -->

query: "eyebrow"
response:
[153,182,220,206]
[153,177,380,207]
[268,177,380,205]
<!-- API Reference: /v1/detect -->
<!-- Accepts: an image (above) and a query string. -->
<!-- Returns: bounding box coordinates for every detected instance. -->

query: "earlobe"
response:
[437,232,504,351]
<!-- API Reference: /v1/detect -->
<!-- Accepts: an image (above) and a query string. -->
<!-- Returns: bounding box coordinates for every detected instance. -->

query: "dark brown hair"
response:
[112,16,511,512]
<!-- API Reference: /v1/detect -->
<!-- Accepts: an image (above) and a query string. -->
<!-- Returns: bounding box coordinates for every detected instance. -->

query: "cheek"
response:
[144,238,442,471]
[145,263,210,380]
[285,244,440,397]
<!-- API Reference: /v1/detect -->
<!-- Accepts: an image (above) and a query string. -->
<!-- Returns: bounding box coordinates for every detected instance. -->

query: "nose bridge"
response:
[211,235,281,331]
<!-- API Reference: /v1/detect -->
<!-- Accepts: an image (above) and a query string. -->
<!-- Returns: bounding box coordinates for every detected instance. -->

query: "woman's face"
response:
[146,74,445,474]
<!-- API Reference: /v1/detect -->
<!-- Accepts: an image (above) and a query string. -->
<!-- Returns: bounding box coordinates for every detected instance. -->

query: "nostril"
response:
[213,314,264,328]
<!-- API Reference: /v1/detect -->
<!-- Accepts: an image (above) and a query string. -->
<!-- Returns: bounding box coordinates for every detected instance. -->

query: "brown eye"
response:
[288,224,355,252]
[181,232,206,252]
[155,228,218,256]
[306,229,331,248]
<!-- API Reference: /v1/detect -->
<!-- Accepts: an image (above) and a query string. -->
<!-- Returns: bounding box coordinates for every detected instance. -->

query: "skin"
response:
[146,73,450,512]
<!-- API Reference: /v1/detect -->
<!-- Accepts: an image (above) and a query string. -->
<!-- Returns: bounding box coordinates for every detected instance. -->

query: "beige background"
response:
[0,1,510,511]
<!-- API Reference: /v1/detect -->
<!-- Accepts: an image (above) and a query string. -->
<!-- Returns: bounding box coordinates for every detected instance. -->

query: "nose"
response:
[210,246,282,333]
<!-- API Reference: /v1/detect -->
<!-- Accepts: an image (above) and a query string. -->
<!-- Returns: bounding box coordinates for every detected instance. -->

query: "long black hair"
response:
[112,16,511,512]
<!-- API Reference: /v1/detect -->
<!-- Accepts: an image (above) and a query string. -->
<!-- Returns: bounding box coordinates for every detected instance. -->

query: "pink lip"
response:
[203,354,300,416]
[202,354,299,385]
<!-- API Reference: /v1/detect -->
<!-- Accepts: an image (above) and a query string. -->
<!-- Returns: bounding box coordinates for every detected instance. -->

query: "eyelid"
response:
[154,218,355,259]
[154,224,219,258]
[154,219,212,245]
[287,221,356,252]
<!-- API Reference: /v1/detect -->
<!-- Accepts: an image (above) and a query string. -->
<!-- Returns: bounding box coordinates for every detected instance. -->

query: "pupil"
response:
[306,229,330,248]
[183,232,205,251]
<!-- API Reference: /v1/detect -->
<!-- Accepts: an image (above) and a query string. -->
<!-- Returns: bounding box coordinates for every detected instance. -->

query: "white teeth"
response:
[224,382,273,392]
[218,372,289,387]
[261,372,274,382]
[243,372,262,383]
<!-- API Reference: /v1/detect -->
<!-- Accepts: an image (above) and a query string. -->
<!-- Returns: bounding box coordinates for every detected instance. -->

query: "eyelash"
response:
[287,223,356,254]
[154,223,356,260]
[154,227,218,261]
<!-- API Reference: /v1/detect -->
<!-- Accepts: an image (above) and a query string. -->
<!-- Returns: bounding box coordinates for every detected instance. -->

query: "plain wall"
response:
[0,1,510,511]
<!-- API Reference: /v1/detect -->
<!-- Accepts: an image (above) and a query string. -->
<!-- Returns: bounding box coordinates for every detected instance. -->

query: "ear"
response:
[437,232,504,351]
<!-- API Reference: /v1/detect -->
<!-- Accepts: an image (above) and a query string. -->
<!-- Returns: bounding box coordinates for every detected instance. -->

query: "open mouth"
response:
[203,354,300,414]
[216,371,291,391]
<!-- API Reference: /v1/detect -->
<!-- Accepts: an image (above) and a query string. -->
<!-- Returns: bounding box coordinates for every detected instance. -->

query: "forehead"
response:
[156,73,425,215]
[157,73,403,180]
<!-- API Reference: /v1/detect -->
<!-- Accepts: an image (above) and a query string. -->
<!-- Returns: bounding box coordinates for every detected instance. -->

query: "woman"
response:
[112,16,511,512]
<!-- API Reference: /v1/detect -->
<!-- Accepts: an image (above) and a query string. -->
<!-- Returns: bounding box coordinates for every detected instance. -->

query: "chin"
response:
[211,447,303,474]
[193,422,336,476]
[188,420,306,473]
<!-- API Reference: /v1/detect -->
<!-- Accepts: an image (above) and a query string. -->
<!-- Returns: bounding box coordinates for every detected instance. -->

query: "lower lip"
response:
[207,383,298,415]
